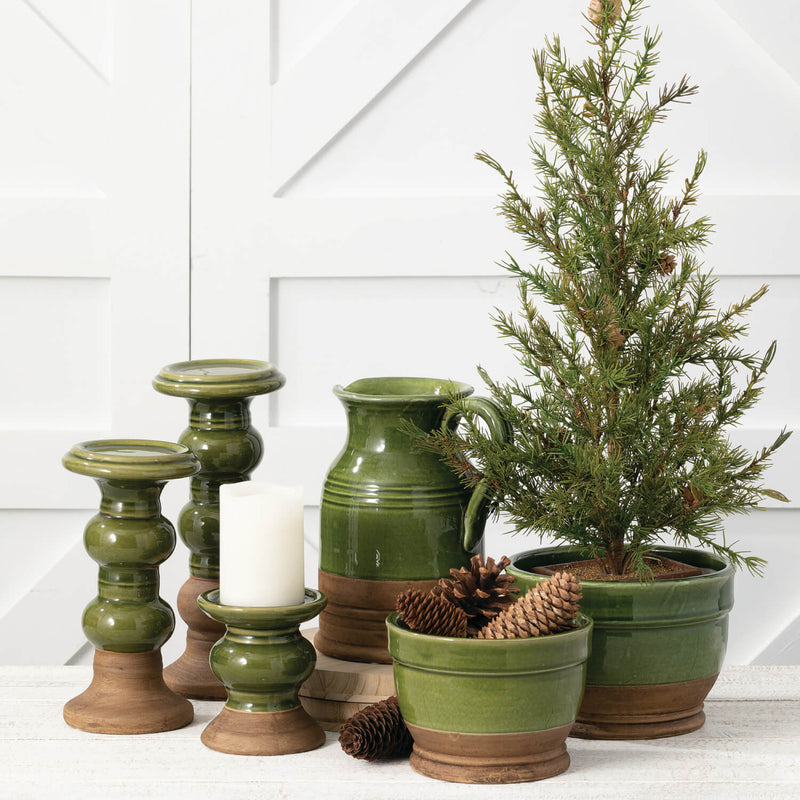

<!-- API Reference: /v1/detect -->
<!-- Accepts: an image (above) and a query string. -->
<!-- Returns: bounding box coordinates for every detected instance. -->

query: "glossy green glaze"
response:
[387,612,592,734]
[320,377,510,580]
[198,589,326,713]
[508,546,734,686]
[153,359,285,580]
[63,440,199,653]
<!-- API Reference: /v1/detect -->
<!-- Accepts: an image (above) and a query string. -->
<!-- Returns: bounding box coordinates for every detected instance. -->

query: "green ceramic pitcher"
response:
[315,376,510,663]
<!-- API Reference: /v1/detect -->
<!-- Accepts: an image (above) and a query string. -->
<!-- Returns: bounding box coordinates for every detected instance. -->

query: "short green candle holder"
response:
[197,588,327,756]
[153,358,285,699]
[62,439,199,734]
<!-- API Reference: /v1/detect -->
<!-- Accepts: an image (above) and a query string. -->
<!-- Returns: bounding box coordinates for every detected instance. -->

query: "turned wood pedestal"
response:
[61,439,199,734]
[153,359,285,699]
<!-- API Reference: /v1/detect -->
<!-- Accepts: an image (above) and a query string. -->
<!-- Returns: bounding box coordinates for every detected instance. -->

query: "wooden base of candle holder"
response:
[63,650,194,735]
[164,576,227,699]
[201,705,325,755]
[198,588,327,756]
[299,629,395,731]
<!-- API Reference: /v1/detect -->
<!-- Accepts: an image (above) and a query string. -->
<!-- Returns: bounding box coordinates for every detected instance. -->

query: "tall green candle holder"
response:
[62,440,199,734]
[197,589,327,756]
[153,359,286,699]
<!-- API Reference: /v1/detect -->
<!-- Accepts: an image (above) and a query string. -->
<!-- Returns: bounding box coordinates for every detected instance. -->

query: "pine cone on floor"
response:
[339,696,414,761]
[478,571,582,639]
[431,554,520,636]
[396,588,468,637]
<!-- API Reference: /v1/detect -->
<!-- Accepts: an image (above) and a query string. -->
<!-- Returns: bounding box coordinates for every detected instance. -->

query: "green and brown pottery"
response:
[153,358,285,698]
[387,612,592,783]
[62,439,199,734]
[317,377,510,664]
[508,545,734,739]
[197,588,327,756]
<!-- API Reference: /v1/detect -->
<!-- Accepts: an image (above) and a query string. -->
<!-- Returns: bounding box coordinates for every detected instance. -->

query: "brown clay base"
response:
[406,722,572,784]
[63,649,194,735]
[163,576,227,699]
[201,705,326,756]
[570,674,719,740]
[316,571,439,664]
[299,629,395,731]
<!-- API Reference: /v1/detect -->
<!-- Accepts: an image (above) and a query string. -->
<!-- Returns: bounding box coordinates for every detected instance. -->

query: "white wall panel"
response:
[271,275,519,427]
[712,275,800,428]
[0,1,191,664]
[0,277,111,429]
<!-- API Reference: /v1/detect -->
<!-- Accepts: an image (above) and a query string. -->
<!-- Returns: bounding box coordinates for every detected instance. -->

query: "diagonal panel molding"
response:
[23,0,113,84]
[0,539,93,665]
[270,0,476,195]
[712,0,800,88]
[752,614,800,665]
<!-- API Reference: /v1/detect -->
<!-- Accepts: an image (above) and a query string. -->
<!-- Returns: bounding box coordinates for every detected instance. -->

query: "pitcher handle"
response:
[442,396,512,553]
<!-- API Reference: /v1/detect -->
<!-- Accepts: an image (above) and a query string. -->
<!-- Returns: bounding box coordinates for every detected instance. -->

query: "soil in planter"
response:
[532,555,703,582]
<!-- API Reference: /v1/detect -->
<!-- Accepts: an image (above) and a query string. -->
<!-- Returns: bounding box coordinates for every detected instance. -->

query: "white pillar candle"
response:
[219,481,305,607]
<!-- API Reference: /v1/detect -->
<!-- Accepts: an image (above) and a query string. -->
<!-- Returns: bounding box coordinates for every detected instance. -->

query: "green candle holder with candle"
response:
[198,478,315,754]
[198,588,327,755]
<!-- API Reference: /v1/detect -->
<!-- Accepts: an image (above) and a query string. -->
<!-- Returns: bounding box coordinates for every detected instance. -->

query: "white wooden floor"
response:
[2,666,798,799]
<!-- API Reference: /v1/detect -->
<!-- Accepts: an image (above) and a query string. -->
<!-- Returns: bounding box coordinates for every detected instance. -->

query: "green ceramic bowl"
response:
[387,612,592,782]
[387,612,592,734]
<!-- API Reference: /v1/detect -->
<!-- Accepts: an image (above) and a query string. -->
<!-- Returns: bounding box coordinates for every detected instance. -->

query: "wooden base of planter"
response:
[64,649,194,735]
[164,576,227,700]
[299,629,395,731]
[406,722,572,784]
[201,705,325,756]
[571,674,719,739]
[315,571,439,664]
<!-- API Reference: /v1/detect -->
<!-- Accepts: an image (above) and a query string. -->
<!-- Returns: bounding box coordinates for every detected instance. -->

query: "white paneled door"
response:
[191,0,800,666]
[0,1,191,663]
[4,1,799,666]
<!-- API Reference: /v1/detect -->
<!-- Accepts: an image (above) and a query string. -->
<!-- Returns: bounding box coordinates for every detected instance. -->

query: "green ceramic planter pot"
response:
[508,546,734,739]
[316,376,510,663]
[386,612,592,784]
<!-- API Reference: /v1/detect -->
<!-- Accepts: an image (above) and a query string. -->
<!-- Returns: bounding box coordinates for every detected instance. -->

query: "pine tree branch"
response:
[427,0,794,578]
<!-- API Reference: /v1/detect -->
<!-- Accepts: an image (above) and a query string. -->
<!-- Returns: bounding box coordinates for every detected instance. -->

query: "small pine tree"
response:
[428,0,790,577]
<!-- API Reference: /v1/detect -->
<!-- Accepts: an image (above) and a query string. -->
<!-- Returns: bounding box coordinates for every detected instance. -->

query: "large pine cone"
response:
[339,696,414,761]
[478,572,582,639]
[396,588,468,637]
[432,554,520,636]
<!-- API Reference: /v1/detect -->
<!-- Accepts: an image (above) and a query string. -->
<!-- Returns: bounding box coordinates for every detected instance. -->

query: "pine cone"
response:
[339,696,414,761]
[658,252,676,275]
[431,555,520,636]
[588,0,622,25]
[478,572,582,639]
[396,588,468,637]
